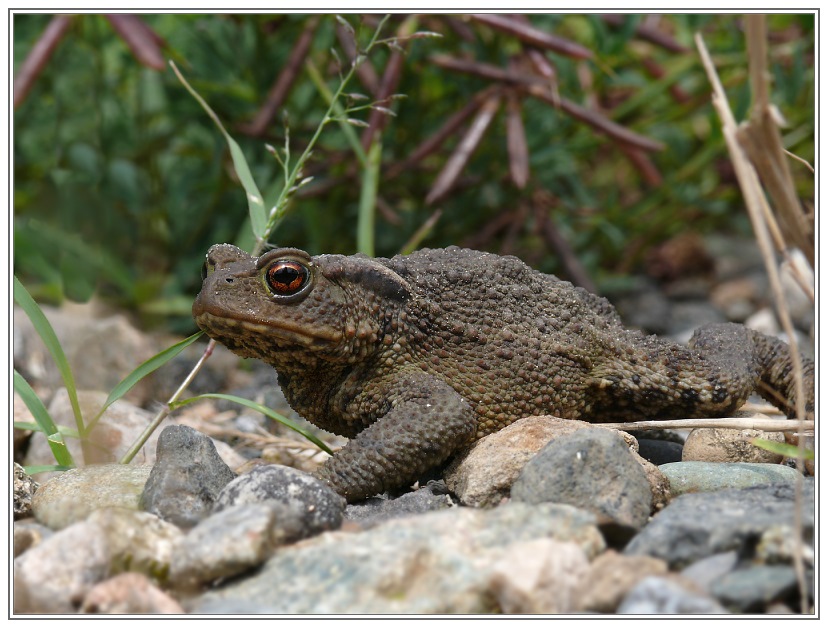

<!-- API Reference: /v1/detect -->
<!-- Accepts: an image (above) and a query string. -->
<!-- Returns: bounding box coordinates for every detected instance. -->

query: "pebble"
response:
[191,502,605,614]
[488,538,590,614]
[574,550,669,613]
[345,483,455,526]
[13,463,37,520]
[140,425,237,528]
[624,481,814,569]
[659,461,802,496]
[169,502,283,589]
[511,428,652,533]
[32,464,152,529]
[444,416,639,508]
[13,519,53,558]
[682,425,785,464]
[710,566,800,613]
[81,572,185,614]
[213,464,344,542]
[680,551,739,592]
[617,576,728,614]
[14,508,182,613]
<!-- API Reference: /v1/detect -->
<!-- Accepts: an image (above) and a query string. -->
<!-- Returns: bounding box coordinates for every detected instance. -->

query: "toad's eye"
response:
[265,260,310,296]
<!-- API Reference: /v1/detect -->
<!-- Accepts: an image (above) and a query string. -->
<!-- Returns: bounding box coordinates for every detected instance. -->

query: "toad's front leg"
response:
[315,372,477,503]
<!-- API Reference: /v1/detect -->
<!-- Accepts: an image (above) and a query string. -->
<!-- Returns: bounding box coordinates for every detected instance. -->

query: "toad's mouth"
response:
[193,308,342,349]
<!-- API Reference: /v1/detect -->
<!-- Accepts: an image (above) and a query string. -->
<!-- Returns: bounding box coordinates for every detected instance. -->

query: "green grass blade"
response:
[88,331,206,431]
[13,370,75,467]
[170,61,267,239]
[172,393,334,455]
[13,276,85,437]
[751,438,815,460]
[357,138,382,257]
[14,421,81,439]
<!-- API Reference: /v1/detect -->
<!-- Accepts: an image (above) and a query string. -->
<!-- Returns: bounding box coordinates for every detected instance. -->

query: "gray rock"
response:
[170,502,282,589]
[710,566,800,613]
[512,428,652,532]
[488,538,590,614]
[345,484,455,526]
[141,425,237,528]
[617,576,728,614]
[624,482,814,568]
[13,463,38,520]
[680,551,739,592]
[33,464,152,529]
[659,461,802,496]
[14,508,182,613]
[445,416,639,509]
[213,464,344,541]
[191,502,605,614]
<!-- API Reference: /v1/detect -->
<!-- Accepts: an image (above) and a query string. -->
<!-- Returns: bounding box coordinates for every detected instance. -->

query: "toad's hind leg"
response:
[690,323,814,420]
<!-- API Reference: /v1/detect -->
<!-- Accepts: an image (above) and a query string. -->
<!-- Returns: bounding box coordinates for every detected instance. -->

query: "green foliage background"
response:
[13,13,815,328]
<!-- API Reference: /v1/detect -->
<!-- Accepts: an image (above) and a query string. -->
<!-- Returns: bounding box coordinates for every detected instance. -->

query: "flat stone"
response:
[624,482,814,569]
[682,425,785,464]
[33,464,152,529]
[659,461,801,496]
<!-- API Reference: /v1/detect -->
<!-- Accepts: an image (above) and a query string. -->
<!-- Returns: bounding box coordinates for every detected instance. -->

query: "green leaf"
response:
[170,61,267,239]
[172,393,334,455]
[13,276,85,437]
[87,331,206,431]
[13,370,75,467]
[751,438,815,460]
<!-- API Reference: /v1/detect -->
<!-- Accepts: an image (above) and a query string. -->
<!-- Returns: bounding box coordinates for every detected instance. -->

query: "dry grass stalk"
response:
[695,19,811,613]
[602,417,813,434]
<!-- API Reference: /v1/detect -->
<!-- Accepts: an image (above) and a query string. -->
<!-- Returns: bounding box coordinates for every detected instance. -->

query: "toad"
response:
[193,245,814,502]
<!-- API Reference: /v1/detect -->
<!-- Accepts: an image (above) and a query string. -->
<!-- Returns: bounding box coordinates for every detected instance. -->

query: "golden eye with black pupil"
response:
[265,260,310,296]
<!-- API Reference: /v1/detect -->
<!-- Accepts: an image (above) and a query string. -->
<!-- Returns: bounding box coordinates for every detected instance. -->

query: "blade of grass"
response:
[86,331,206,432]
[172,393,333,455]
[357,138,382,256]
[14,370,75,467]
[14,422,81,439]
[170,61,268,241]
[13,276,85,440]
[751,438,814,460]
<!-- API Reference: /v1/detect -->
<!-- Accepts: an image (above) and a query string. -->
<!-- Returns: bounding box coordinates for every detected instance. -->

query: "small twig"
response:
[601,417,813,434]
[120,339,216,464]
[469,13,593,59]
